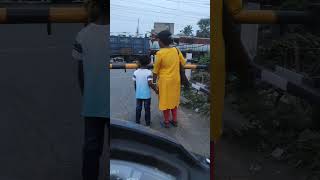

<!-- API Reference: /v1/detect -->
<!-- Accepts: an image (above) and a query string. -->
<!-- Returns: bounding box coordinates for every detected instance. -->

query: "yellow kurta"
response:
[153,47,186,111]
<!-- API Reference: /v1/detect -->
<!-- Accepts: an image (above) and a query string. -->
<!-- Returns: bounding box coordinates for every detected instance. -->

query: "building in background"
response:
[153,22,174,34]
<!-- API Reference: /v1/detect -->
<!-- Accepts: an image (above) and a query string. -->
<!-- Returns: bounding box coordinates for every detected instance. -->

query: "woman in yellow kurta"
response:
[153,30,186,128]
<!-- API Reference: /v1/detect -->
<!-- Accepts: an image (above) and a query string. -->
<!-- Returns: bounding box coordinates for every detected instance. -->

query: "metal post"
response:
[225,0,310,24]
[223,6,254,90]
[212,0,225,143]
[98,0,108,25]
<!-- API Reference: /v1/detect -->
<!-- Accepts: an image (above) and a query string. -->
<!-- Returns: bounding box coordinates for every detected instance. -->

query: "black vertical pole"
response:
[99,0,109,180]
[99,0,108,25]
[47,22,52,35]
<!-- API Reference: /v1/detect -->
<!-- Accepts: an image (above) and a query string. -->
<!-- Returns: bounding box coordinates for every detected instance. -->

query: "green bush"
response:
[181,89,210,116]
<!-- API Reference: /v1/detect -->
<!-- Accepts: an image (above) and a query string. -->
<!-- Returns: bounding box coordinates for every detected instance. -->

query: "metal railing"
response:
[0,6,87,24]
[225,0,314,24]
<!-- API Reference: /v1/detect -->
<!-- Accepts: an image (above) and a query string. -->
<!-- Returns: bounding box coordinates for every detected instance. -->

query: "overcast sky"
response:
[110,0,210,36]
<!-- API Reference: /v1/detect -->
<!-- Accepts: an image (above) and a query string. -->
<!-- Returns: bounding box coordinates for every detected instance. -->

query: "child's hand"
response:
[153,88,159,94]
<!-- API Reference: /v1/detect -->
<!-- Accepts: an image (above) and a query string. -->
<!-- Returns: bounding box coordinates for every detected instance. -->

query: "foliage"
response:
[258,31,320,77]
[181,89,210,116]
[196,18,210,38]
[198,54,210,65]
[227,78,320,176]
[180,25,194,36]
[191,55,210,86]
[230,1,320,175]
[181,55,210,115]
[285,130,320,171]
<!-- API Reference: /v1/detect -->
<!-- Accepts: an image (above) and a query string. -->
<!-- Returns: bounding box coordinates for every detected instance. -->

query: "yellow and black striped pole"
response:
[225,0,311,24]
[212,0,225,144]
[109,63,208,70]
[0,5,87,24]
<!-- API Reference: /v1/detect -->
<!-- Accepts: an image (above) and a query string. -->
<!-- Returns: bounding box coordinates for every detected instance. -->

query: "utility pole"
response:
[136,18,140,37]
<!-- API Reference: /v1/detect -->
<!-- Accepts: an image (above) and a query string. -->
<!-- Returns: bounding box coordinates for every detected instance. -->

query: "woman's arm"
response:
[177,48,187,66]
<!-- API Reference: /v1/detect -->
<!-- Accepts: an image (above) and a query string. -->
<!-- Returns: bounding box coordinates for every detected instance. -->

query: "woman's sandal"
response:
[170,120,178,127]
[160,121,170,128]
[165,123,170,128]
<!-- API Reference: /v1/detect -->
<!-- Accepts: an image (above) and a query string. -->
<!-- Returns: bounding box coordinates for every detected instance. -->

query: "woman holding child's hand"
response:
[152,30,186,128]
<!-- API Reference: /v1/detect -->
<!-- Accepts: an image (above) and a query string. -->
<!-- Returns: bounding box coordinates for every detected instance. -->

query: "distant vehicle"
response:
[172,36,210,58]
[110,36,150,62]
[111,57,124,63]
[110,35,210,62]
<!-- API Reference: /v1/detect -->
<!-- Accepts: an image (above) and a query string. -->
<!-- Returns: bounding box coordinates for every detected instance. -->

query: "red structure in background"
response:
[173,36,210,45]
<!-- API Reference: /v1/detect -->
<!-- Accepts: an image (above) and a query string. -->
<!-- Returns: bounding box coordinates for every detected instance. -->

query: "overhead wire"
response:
[111,12,201,29]
[160,0,209,7]
[111,4,208,20]
[115,0,209,16]
[111,10,201,23]
[111,0,208,35]
[111,14,196,29]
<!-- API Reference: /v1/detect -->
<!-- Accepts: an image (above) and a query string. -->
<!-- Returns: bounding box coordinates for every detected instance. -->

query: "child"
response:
[72,0,109,179]
[133,56,158,126]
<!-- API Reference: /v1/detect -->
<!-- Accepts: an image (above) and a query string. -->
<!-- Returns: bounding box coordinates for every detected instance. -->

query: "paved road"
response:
[110,69,210,157]
[0,24,84,180]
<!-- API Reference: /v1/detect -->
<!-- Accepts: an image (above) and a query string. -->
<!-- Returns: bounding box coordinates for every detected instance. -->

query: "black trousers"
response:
[82,117,109,180]
[136,98,151,126]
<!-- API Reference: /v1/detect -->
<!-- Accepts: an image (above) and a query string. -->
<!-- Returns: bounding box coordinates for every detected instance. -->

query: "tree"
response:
[196,18,210,38]
[180,25,193,36]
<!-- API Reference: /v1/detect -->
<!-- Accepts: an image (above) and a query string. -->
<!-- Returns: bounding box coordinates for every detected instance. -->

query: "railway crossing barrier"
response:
[109,63,208,70]
[0,6,87,24]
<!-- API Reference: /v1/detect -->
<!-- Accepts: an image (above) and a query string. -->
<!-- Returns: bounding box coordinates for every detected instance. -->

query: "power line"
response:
[111,3,207,18]
[115,0,209,16]
[111,0,206,34]
[110,2,209,23]
[110,20,199,35]
[111,4,208,20]
[112,0,209,6]
[111,13,199,25]
[111,5,201,20]
[111,11,192,23]
[160,0,209,7]
[111,12,201,27]
[111,15,198,30]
